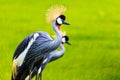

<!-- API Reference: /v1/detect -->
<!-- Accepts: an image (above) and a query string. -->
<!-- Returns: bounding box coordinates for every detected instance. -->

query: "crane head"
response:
[62,36,71,45]
[46,5,70,25]
[56,15,70,26]
[46,5,70,30]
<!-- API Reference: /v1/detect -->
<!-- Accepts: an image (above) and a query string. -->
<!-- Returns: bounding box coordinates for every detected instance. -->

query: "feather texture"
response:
[46,5,66,23]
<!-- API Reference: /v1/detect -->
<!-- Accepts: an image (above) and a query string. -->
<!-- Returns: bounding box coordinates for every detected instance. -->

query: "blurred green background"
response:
[0,0,120,80]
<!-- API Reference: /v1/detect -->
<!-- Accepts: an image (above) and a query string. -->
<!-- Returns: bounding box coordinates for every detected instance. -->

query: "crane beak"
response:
[63,21,70,25]
[66,41,71,45]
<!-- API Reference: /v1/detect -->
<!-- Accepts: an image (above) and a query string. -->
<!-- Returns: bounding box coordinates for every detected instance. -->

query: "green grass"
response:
[0,0,120,80]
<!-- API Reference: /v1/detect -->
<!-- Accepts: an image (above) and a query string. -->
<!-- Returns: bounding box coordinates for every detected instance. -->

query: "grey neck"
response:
[49,44,65,62]
[52,21,62,47]
[58,44,65,55]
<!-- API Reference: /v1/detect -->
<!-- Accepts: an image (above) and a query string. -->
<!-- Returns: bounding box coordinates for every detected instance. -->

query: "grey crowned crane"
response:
[12,5,70,80]
[25,35,71,80]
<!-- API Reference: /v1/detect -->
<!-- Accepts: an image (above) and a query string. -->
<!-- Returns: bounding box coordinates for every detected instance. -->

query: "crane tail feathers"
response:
[12,59,18,80]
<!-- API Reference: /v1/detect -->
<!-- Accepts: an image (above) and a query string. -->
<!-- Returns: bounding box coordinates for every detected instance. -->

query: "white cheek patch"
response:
[62,38,65,43]
[57,18,62,24]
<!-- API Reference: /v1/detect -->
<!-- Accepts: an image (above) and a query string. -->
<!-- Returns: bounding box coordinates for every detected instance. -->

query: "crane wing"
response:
[23,31,53,65]
[12,31,53,79]
[13,34,33,59]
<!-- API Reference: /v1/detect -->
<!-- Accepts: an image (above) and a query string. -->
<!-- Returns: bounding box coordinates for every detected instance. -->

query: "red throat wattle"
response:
[58,26,61,30]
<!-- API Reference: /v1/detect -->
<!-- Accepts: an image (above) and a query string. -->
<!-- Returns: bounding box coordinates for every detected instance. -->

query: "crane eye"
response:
[57,18,62,25]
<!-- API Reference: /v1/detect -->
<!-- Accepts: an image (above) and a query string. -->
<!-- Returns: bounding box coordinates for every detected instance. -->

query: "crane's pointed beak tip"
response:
[63,21,70,25]
[66,41,71,45]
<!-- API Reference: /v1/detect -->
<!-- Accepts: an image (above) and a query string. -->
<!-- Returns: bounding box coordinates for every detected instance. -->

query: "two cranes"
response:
[12,5,70,80]
[25,35,70,80]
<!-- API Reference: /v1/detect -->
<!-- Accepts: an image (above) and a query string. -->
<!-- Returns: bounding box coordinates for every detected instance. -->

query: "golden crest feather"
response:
[46,5,66,23]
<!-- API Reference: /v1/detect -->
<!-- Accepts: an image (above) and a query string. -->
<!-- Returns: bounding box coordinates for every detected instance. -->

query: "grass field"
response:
[0,0,120,80]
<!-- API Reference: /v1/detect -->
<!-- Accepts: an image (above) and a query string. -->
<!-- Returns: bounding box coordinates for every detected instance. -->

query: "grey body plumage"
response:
[31,36,70,80]
[12,15,70,80]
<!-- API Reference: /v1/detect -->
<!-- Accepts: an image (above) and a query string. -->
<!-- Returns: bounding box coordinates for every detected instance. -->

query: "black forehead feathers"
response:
[59,15,65,20]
